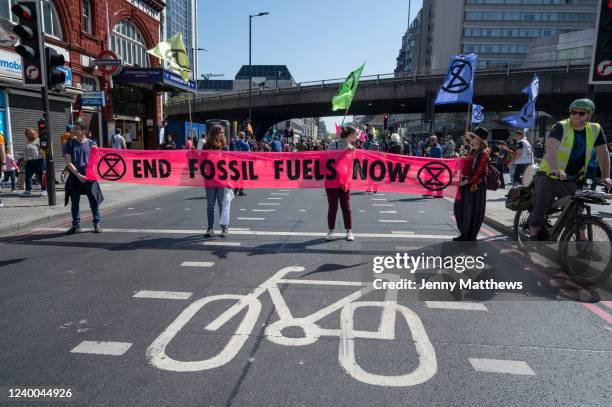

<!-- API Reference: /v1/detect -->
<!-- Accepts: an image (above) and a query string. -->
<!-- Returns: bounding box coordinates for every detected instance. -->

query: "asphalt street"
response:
[0,187,611,406]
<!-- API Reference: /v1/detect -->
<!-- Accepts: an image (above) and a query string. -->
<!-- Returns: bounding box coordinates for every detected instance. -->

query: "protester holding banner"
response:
[326,125,357,242]
[63,122,103,235]
[453,130,490,242]
[203,125,231,238]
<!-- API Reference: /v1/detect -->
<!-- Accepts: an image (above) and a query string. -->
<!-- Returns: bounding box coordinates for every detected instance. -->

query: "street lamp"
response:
[249,11,270,128]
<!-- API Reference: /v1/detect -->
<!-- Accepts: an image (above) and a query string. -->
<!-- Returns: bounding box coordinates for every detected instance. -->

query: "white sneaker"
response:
[325,230,334,241]
[346,231,355,241]
[41,191,47,196]
[11,190,17,193]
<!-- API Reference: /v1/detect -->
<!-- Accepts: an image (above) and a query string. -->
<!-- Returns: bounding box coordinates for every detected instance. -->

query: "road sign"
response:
[25,64,40,80]
[94,50,122,75]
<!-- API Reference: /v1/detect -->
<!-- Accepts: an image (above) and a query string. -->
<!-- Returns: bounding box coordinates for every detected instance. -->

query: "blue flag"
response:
[472,104,485,124]
[435,53,477,105]
[522,74,539,101]
[503,99,536,129]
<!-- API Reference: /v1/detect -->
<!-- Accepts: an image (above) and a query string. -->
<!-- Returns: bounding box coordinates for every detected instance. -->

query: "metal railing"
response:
[166,58,591,106]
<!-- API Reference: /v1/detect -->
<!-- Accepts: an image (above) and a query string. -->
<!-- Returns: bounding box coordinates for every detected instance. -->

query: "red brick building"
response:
[0,0,178,159]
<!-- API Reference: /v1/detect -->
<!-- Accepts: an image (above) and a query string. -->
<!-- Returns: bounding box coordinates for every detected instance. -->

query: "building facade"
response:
[0,0,178,160]
[395,0,598,76]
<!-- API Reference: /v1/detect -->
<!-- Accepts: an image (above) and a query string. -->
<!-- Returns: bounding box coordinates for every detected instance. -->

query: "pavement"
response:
[1,185,611,406]
[0,182,191,236]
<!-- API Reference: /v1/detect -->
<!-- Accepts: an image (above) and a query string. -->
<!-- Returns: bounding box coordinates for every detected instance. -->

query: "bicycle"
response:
[146,266,437,387]
[513,178,612,285]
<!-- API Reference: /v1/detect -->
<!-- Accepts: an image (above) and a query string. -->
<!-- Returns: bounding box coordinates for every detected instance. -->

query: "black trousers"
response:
[454,183,487,241]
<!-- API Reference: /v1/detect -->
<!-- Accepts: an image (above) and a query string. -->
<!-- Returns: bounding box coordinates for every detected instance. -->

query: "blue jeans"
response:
[205,187,226,229]
[25,159,45,191]
[70,192,101,227]
[2,170,16,190]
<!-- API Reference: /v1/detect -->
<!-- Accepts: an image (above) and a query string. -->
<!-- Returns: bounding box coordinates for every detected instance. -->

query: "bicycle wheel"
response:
[513,209,531,249]
[559,217,612,285]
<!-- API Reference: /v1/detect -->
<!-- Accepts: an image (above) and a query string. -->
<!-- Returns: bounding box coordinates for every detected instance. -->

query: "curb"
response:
[0,186,191,238]
[483,214,514,237]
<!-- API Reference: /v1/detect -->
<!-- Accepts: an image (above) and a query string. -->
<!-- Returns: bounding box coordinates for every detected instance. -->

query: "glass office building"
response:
[165,0,197,74]
[463,0,598,69]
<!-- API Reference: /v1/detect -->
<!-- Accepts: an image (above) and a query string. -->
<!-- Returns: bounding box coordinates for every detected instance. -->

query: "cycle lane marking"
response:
[71,341,132,356]
[133,291,193,300]
[468,358,536,376]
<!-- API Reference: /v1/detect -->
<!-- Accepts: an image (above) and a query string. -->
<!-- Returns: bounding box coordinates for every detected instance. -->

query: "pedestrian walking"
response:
[203,124,231,238]
[111,128,127,149]
[510,129,533,186]
[325,125,356,242]
[22,128,46,196]
[492,141,509,189]
[271,135,282,152]
[0,132,5,207]
[1,145,17,193]
[453,131,490,242]
[423,135,444,198]
[63,122,104,234]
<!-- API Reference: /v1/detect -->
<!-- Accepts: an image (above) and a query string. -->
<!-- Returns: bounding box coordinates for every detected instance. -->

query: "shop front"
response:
[112,67,196,149]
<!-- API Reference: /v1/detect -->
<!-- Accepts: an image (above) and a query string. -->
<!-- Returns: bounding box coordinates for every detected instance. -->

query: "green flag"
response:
[332,62,365,112]
[147,33,191,81]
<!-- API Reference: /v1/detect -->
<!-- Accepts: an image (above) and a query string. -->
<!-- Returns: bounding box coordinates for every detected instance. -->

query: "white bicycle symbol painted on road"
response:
[146,266,437,387]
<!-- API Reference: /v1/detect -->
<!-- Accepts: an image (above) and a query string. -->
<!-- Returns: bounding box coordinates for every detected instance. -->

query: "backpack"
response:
[475,150,501,191]
[505,184,533,211]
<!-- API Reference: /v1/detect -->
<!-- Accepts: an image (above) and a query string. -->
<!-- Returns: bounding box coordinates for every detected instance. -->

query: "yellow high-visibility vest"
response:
[540,119,599,178]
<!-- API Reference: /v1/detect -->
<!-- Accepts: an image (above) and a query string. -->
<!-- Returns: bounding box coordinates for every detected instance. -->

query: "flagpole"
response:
[341,106,350,127]
[465,103,472,133]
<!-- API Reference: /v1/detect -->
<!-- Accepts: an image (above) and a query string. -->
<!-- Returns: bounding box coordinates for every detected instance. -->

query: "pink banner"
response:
[87,148,461,196]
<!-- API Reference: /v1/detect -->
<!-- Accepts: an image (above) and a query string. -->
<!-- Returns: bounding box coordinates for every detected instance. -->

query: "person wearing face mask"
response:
[528,99,611,240]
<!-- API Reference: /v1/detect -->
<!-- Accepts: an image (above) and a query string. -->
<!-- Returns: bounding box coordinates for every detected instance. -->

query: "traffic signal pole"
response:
[41,85,56,206]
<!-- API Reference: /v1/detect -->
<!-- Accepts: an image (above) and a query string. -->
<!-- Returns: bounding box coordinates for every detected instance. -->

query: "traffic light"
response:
[46,47,65,90]
[590,0,612,84]
[38,118,49,152]
[11,1,43,86]
[383,114,389,130]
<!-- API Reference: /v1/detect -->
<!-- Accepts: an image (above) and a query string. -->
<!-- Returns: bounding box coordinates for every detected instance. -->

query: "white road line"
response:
[203,241,242,246]
[134,290,193,300]
[35,228,454,240]
[418,211,425,214]
[155,208,162,210]
[425,301,488,311]
[379,220,408,223]
[252,209,276,212]
[271,193,290,196]
[184,208,192,211]
[379,210,398,214]
[468,358,536,376]
[299,209,306,212]
[181,262,215,268]
[240,208,247,211]
[238,217,265,221]
[374,193,386,196]
[358,210,366,213]
[372,198,387,201]
[128,208,134,210]
[391,231,415,235]
[267,197,283,200]
[71,341,132,356]
[279,189,290,192]
[373,204,394,207]
[258,203,281,206]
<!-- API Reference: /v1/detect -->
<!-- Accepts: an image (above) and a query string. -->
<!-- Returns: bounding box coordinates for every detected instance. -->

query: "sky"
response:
[196,0,422,131]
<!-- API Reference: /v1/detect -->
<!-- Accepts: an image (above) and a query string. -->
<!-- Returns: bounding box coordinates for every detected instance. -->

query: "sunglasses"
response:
[570,111,587,117]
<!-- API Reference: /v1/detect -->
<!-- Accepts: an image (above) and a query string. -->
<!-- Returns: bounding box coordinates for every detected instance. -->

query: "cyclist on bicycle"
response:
[528,99,611,240]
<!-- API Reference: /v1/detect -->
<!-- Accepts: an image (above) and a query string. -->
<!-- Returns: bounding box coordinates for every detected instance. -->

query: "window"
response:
[0,0,62,39]
[82,0,92,34]
[111,20,149,67]
[80,75,98,91]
